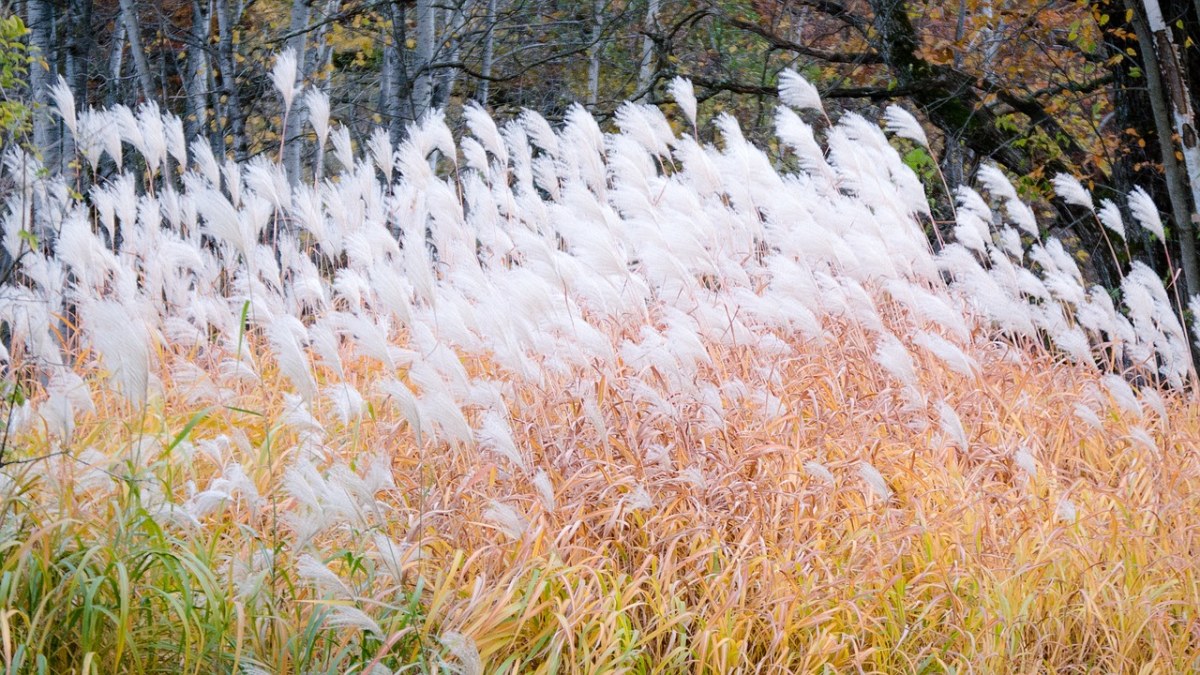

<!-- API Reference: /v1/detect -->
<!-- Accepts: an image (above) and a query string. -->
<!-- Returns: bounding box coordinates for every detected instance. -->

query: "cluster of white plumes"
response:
[0,63,1191,518]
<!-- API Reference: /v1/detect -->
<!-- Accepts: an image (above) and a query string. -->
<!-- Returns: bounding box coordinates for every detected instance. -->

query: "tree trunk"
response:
[307,0,340,78]
[434,0,468,110]
[117,0,155,100]
[1128,0,1199,296]
[381,27,393,124]
[413,0,436,121]
[64,0,91,117]
[308,0,338,179]
[27,0,54,166]
[58,0,91,179]
[587,0,602,107]
[186,0,211,145]
[1097,0,1159,267]
[477,0,497,105]
[1140,0,1200,298]
[283,0,311,184]
[943,0,969,194]
[387,0,411,143]
[216,0,247,160]
[108,18,126,106]
[637,0,660,97]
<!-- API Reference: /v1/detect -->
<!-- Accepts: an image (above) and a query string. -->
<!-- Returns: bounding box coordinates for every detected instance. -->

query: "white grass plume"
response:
[1073,402,1103,430]
[221,159,243,207]
[976,165,1019,202]
[1013,447,1038,479]
[97,110,123,169]
[271,49,302,111]
[1102,374,1143,419]
[1055,497,1077,523]
[778,69,824,114]
[1128,186,1164,240]
[532,469,555,512]
[857,462,892,500]
[463,102,508,167]
[296,554,353,598]
[245,157,292,211]
[377,379,421,435]
[913,331,978,379]
[804,461,835,485]
[775,107,834,183]
[439,632,483,675]
[324,606,383,637]
[668,77,698,128]
[136,102,168,176]
[190,138,221,187]
[281,393,324,436]
[371,534,416,580]
[1052,174,1093,212]
[418,388,473,446]
[195,189,248,256]
[80,299,151,406]
[622,484,654,511]
[883,105,928,147]
[614,102,674,158]
[1097,199,1126,240]
[520,109,560,158]
[305,88,331,148]
[953,211,990,255]
[325,383,365,425]
[1190,294,1200,351]
[476,410,524,470]
[937,400,968,452]
[1005,200,1039,237]
[49,76,77,138]
[113,104,143,161]
[1129,426,1158,453]
[267,319,317,400]
[165,113,187,169]
[1052,326,1094,365]
[331,125,354,170]
[874,334,918,388]
[74,111,106,170]
[368,127,395,183]
[483,501,528,540]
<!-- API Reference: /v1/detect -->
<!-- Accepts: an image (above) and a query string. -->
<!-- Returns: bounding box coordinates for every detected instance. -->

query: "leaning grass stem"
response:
[931,159,955,248]
[1096,218,1124,283]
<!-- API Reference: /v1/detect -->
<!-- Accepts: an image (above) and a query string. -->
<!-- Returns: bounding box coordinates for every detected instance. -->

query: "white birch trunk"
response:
[27,0,53,164]
[1142,0,1200,297]
[413,0,436,121]
[478,0,497,105]
[108,18,126,105]
[284,0,311,184]
[587,0,602,107]
[186,0,211,143]
[637,0,660,97]
[117,0,155,100]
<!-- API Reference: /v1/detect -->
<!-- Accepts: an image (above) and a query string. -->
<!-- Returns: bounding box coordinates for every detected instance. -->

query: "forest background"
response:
[2,0,1200,311]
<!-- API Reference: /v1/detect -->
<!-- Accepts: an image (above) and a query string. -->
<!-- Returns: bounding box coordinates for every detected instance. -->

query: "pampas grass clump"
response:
[0,68,1198,673]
